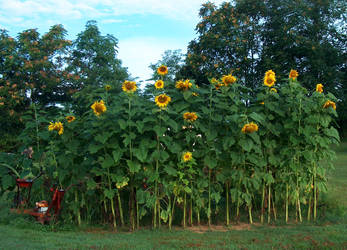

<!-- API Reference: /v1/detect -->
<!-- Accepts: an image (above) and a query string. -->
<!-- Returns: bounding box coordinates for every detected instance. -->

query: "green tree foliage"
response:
[67,21,129,114]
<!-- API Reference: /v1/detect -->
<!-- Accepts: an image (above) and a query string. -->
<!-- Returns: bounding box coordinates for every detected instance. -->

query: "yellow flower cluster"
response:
[316,83,323,93]
[155,94,171,108]
[155,80,164,89]
[66,116,75,123]
[182,152,192,162]
[183,112,198,122]
[91,100,107,116]
[241,122,258,134]
[116,181,128,189]
[157,65,168,76]
[289,69,298,80]
[122,80,137,93]
[176,79,192,90]
[323,100,336,110]
[264,70,276,87]
[48,121,64,135]
[221,74,237,86]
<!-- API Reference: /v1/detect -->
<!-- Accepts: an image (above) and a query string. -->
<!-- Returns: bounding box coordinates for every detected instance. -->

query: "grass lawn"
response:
[0,141,346,249]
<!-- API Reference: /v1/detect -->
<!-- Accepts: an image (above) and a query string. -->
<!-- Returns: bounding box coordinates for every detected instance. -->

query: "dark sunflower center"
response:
[158,96,167,103]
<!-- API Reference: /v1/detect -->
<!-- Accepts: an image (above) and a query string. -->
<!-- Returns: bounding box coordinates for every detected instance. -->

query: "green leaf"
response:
[112,150,122,163]
[118,119,127,130]
[164,165,177,176]
[89,143,103,154]
[104,189,115,199]
[133,146,148,163]
[101,154,114,168]
[183,91,192,101]
[127,160,141,173]
[167,119,178,132]
[239,138,254,152]
[204,155,217,168]
[87,179,98,190]
[249,112,264,124]
[95,132,112,144]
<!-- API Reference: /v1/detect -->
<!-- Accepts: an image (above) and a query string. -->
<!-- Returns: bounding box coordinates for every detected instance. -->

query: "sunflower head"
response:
[155,94,171,109]
[323,100,336,110]
[289,69,298,80]
[270,88,277,93]
[122,80,137,93]
[48,121,64,135]
[183,112,198,122]
[66,115,75,123]
[264,70,276,87]
[182,152,192,162]
[91,100,107,116]
[105,85,111,91]
[155,80,164,89]
[157,65,168,76]
[316,83,323,93]
[241,122,258,134]
[221,74,237,86]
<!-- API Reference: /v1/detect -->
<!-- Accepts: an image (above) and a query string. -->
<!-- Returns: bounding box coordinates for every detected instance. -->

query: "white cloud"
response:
[0,0,226,26]
[101,19,125,24]
[117,36,188,82]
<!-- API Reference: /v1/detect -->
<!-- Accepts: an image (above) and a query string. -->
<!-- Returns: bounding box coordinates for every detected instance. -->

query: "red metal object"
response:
[15,179,33,207]
[12,188,67,224]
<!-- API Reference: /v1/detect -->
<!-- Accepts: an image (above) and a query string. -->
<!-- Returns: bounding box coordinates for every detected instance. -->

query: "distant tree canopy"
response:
[180,0,347,124]
[0,21,129,151]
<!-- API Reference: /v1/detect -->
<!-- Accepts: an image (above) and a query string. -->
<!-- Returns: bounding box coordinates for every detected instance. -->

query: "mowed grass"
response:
[0,223,346,249]
[0,141,346,249]
[328,140,347,207]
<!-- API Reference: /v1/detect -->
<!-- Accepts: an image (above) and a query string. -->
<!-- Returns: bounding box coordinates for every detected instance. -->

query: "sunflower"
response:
[105,85,111,91]
[182,152,192,162]
[323,100,336,110]
[221,74,237,86]
[270,88,277,93]
[48,121,64,135]
[176,79,192,90]
[155,80,164,89]
[183,112,198,122]
[66,115,75,123]
[122,80,137,93]
[241,122,258,134]
[316,83,323,93]
[91,100,107,116]
[289,69,298,80]
[155,94,171,108]
[264,70,276,87]
[157,65,168,76]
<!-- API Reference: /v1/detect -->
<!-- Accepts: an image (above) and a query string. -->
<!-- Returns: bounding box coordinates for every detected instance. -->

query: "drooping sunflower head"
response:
[270,88,277,93]
[222,74,237,86]
[91,100,107,116]
[157,65,168,76]
[105,85,112,91]
[66,115,75,123]
[155,94,171,109]
[264,70,276,87]
[289,69,298,80]
[122,80,137,93]
[155,80,164,89]
[183,112,198,122]
[316,83,323,93]
[323,100,336,110]
[241,122,258,134]
[48,121,64,135]
[182,151,192,162]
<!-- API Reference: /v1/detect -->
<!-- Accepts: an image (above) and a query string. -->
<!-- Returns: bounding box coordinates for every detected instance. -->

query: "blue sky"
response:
[0,0,225,81]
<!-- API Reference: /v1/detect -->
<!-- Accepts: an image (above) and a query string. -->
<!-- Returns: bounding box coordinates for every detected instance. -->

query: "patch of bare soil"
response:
[182,223,256,233]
